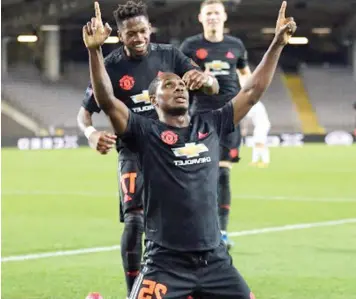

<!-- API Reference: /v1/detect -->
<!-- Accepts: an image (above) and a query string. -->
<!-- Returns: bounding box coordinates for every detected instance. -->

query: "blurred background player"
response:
[77,1,218,297]
[242,101,271,167]
[180,0,251,249]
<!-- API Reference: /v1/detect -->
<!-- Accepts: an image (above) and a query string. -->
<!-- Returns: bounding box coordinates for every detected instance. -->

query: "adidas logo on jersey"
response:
[205,60,230,76]
[172,143,211,166]
[131,90,154,113]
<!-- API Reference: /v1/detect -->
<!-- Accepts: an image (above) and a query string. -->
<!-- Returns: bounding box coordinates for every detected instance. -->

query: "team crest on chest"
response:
[161,130,178,145]
[196,48,208,60]
[119,75,135,90]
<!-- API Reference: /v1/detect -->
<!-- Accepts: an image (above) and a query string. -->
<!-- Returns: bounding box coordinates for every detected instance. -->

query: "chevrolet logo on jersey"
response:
[205,60,230,76]
[172,143,209,158]
[131,90,151,104]
[131,90,155,113]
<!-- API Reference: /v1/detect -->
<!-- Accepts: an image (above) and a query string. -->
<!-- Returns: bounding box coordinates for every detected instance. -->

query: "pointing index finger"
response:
[278,1,287,19]
[94,2,102,22]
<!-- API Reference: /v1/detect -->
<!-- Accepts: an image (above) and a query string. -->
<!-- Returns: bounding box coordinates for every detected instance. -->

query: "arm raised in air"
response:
[231,1,297,125]
[82,2,129,135]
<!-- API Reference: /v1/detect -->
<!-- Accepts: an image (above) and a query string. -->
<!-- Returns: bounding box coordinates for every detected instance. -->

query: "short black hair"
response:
[113,0,149,28]
[148,76,161,97]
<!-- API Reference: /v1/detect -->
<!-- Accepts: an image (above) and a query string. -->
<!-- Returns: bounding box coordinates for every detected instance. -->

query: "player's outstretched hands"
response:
[274,1,297,46]
[89,130,117,155]
[83,2,112,49]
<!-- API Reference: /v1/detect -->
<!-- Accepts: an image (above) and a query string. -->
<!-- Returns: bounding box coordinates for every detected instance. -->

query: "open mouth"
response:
[133,43,146,51]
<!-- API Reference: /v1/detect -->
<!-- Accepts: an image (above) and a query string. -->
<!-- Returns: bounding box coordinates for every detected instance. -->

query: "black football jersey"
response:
[82,43,200,155]
[121,103,235,251]
[180,34,248,112]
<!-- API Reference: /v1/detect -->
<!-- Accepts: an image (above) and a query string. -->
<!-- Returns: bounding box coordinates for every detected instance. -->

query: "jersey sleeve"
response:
[120,111,151,153]
[179,39,191,57]
[82,83,101,113]
[236,39,249,70]
[81,54,117,114]
[208,102,235,138]
[173,46,201,77]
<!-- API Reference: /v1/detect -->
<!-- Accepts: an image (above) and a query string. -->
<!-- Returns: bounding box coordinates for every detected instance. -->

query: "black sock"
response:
[218,167,231,231]
[121,211,144,296]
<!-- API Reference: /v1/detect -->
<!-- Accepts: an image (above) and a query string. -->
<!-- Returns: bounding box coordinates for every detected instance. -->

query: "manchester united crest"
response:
[119,75,135,90]
[161,131,178,145]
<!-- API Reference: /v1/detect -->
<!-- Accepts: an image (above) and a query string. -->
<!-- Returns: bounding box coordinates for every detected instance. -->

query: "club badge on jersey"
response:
[119,75,135,91]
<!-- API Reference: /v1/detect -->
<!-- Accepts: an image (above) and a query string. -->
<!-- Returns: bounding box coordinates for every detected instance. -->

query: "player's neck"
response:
[204,30,224,42]
[161,114,190,128]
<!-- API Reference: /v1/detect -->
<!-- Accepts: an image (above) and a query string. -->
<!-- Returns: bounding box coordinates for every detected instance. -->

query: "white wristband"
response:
[203,75,214,87]
[84,126,97,139]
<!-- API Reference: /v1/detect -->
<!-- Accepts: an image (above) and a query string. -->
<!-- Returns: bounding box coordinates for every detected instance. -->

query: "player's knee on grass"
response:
[121,211,144,295]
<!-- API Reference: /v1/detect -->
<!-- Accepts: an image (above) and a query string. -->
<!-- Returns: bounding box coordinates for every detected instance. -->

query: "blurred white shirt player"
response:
[242,101,271,167]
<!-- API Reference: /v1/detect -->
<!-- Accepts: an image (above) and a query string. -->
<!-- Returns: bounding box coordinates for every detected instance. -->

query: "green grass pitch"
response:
[2,145,356,299]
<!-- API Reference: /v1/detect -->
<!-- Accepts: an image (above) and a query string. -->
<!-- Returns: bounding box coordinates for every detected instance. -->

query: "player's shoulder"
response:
[181,34,204,46]
[224,34,245,47]
[103,47,124,65]
[150,43,178,53]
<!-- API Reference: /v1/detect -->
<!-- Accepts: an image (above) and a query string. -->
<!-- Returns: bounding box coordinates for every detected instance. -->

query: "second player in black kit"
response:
[181,35,248,112]
[84,0,297,297]
[180,0,252,248]
[78,1,218,297]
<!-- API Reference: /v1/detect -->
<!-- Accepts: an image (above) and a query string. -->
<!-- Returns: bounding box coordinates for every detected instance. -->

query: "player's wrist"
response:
[271,36,286,48]
[87,47,102,54]
[84,126,97,139]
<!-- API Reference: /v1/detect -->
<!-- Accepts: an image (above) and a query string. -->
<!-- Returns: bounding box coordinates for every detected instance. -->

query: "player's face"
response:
[154,73,189,116]
[199,3,227,32]
[118,16,151,57]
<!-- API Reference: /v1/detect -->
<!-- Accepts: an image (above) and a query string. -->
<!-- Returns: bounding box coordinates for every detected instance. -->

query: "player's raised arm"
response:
[230,1,296,125]
[83,2,129,135]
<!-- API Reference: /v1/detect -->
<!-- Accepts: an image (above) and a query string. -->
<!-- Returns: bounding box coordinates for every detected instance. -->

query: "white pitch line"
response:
[2,218,356,263]
[229,218,356,236]
[1,190,116,197]
[233,195,356,203]
[1,246,121,263]
[2,190,356,203]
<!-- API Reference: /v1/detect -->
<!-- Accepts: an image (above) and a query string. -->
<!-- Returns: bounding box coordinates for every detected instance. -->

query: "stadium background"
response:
[1,0,356,298]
